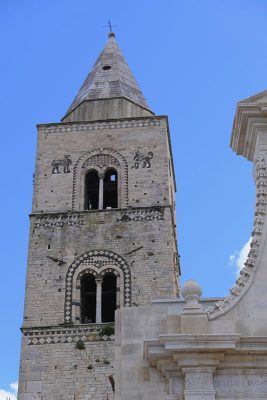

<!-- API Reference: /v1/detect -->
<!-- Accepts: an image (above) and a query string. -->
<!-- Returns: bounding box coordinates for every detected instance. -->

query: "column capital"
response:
[95,275,103,285]
[98,172,105,180]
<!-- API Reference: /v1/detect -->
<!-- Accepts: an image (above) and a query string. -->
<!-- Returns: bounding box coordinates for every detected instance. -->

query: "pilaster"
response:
[183,367,216,400]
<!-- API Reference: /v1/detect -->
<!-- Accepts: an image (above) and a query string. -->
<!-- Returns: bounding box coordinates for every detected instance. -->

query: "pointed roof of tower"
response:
[64,32,151,118]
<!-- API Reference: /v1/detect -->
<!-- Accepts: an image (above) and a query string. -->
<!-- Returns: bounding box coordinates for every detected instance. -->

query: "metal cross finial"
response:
[104,20,117,33]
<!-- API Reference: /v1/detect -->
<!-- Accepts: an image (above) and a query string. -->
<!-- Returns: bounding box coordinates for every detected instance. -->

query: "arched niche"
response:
[72,148,128,211]
[65,250,131,324]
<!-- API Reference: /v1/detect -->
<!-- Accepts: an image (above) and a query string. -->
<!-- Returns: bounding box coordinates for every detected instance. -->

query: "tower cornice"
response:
[37,114,166,130]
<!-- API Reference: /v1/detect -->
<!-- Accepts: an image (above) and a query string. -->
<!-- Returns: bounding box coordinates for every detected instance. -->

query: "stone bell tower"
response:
[18,32,179,400]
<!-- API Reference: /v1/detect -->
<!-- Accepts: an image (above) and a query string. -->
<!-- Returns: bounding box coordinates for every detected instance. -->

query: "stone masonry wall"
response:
[32,116,174,213]
[23,207,177,327]
[19,114,178,400]
[18,334,115,400]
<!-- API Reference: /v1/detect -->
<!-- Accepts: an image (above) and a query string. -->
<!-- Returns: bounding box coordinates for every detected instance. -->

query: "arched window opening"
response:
[84,170,99,210]
[103,169,118,209]
[101,273,117,323]
[81,274,96,323]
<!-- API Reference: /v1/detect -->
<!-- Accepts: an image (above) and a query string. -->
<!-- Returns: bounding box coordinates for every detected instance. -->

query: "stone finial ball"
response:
[181,279,202,302]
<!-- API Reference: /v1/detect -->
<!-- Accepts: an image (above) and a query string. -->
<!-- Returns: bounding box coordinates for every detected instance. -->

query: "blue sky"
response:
[1,0,267,396]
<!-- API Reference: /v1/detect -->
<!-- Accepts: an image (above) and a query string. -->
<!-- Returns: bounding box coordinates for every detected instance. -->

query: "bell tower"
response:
[18,32,179,400]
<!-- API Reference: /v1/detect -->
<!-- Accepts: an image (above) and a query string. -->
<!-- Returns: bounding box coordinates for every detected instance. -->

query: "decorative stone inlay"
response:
[131,151,153,169]
[83,154,120,169]
[32,213,85,229]
[32,395,41,400]
[77,267,120,280]
[51,155,72,174]
[23,324,115,345]
[117,207,164,222]
[64,250,131,323]
[208,154,267,319]
[42,119,161,134]
[72,148,128,210]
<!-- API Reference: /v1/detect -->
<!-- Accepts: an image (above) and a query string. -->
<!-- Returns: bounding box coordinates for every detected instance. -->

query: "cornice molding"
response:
[39,118,162,135]
[231,102,267,160]
[144,333,267,366]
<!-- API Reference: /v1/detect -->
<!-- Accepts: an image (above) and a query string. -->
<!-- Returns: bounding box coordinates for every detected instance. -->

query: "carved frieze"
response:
[214,373,267,395]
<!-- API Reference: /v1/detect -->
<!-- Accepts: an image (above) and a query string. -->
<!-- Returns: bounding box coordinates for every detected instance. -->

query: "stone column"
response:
[95,276,103,324]
[183,367,216,400]
[98,172,105,210]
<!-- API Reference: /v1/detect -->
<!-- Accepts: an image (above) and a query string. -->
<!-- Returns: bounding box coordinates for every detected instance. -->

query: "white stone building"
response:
[18,32,267,400]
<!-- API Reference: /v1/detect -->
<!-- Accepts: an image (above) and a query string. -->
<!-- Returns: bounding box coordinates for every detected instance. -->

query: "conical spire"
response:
[63,32,152,121]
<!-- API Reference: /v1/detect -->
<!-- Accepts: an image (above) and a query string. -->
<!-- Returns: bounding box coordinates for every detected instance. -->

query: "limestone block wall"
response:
[19,113,179,400]
[115,304,169,400]
[18,331,115,400]
[23,207,178,328]
[32,116,175,214]
[116,301,267,400]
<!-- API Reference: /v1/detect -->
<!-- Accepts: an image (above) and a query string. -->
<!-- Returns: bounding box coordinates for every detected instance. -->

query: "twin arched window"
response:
[84,168,118,210]
[80,272,117,324]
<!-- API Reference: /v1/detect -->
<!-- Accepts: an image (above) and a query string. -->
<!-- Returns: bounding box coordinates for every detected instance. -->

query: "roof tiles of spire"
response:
[64,32,151,117]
